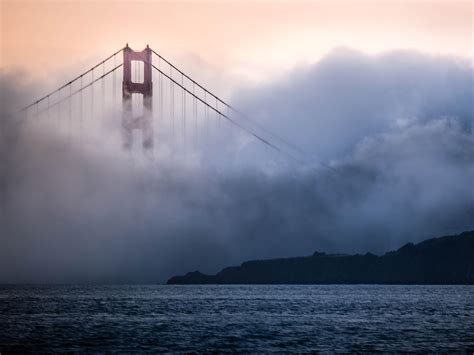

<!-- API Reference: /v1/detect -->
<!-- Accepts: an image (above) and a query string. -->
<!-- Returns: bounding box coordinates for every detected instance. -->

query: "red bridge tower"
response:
[122,44,153,151]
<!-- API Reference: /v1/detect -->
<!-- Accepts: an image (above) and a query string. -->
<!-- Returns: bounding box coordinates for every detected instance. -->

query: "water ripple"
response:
[0,285,473,352]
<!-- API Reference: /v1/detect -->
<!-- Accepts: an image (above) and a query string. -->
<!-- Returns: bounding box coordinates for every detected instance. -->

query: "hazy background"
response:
[0,0,473,283]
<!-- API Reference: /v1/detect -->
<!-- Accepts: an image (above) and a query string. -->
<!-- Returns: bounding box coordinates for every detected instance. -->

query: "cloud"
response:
[234,48,473,161]
[0,49,472,283]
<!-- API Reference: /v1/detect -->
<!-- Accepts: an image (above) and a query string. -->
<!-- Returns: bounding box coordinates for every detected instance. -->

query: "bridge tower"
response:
[122,44,153,151]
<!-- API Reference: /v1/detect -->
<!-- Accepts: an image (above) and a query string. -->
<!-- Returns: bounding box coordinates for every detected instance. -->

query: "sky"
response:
[1,0,472,88]
[0,0,473,283]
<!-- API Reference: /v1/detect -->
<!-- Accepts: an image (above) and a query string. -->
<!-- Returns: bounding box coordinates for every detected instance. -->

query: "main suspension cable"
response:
[34,64,123,117]
[150,63,283,154]
[151,48,303,156]
[21,47,124,112]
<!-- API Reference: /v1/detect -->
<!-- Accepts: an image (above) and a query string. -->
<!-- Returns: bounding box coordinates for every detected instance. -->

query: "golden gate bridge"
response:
[19,44,325,168]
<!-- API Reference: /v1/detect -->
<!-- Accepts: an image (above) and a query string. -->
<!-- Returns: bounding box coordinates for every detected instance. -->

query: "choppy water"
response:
[1,285,473,352]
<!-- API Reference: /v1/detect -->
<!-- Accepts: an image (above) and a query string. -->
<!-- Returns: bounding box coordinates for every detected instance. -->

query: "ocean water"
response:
[1,285,473,352]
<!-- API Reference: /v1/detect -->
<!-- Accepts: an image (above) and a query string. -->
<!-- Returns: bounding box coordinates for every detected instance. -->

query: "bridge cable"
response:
[204,91,208,138]
[150,63,284,155]
[181,74,185,141]
[21,47,124,112]
[91,68,94,121]
[113,54,117,105]
[34,64,123,117]
[101,61,105,121]
[169,67,174,140]
[151,48,340,174]
[80,75,83,143]
[151,49,303,156]
[68,83,72,141]
[193,82,197,145]
[150,59,340,174]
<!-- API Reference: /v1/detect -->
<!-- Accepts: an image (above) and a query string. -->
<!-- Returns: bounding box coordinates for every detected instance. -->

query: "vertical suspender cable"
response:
[91,68,94,122]
[158,58,163,126]
[181,74,185,140]
[159,58,163,127]
[193,82,197,145]
[113,54,116,105]
[170,66,174,140]
[57,89,60,125]
[67,83,72,143]
[68,83,72,132]
[205,91,209,139]
[101,63,105,121]
[80,75,83,143]
[204,91,211,139]
[217,97,221,132]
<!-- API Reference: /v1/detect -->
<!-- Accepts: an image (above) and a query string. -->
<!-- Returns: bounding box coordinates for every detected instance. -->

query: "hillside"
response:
[167,231,474,284]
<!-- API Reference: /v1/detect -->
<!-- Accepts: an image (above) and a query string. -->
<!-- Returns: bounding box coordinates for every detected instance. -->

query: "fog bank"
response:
[0,49,473,283]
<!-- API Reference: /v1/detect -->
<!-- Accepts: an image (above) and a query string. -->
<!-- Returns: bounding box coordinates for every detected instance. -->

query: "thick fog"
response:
[0,49,473,283]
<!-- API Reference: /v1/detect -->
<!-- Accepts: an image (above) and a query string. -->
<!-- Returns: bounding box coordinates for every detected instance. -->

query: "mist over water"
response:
[0,49,473,283]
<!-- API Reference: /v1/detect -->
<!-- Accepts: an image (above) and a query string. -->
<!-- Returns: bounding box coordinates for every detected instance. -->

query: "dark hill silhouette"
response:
[167,231,474,284]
